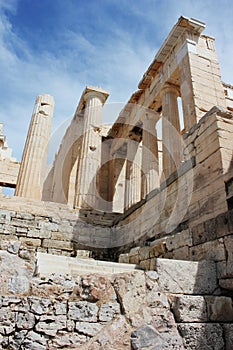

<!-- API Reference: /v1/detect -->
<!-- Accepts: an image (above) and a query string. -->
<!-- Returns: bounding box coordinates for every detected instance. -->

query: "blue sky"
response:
[0,0,233,161]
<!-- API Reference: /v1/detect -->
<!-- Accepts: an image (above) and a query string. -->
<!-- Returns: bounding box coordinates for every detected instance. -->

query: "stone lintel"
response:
[138,16,205,90]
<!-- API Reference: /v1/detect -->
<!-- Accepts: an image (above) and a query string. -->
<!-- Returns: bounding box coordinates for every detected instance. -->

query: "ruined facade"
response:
[1,16,233,349]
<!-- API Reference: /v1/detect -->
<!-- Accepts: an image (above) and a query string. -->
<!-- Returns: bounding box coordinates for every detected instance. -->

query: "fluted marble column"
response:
[125,134,142,210]
[15,94,54,200]
[141,114,159,198]
[161,84,182,178]
[75,87,109,209]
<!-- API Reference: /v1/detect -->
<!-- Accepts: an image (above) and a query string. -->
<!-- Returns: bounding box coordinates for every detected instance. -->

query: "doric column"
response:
[75,87,109,209]
[15,94,54,200]
[161,84,182,178]
[141,114,159,198]
[125,132,142,210]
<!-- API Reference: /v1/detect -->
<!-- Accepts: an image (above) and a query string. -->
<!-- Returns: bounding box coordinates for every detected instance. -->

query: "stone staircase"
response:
[36,252,141,278]
[35,252,233,349]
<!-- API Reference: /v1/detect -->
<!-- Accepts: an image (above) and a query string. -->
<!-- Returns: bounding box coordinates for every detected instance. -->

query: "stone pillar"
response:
[75,87,109,209]
[161,84,182,179]
[15,94,54,200]
[141,114,159,197]
[125,133,142,210]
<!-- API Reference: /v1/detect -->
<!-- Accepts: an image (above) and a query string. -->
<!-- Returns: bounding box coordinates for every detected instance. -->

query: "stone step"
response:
[36,252,141,278]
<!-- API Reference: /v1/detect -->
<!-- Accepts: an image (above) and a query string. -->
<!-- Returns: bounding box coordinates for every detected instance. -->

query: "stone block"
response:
[27,229,51,239]
[68,301,98,322]
[216,261,227,279]
[7,240,21,255]
[139,260,150,270]
[131,325,162,350]
[99,302,121,322]
[138,247,150,261]
[166,229,192,251]
[155,258,217,294]
[75,322,103,337]
[169,295,207,322]
[223,324,233,350]
[113,272,146,319]
[19,237,41,247]
[16,312,35,329]
[190,239,225,262]
[22,330,47,349]
[42,239,73,250]
[178,323,224,350]
[119,253,129,263]
[173,246,190,260]
[205,296,233,321]
[219,278,233,290]
[225,235,233,276]
[29,298,51,315]
[35,315,66,336]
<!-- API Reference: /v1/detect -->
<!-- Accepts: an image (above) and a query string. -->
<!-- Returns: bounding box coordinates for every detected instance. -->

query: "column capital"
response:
[84,86,109,105]
[161,83,180,97]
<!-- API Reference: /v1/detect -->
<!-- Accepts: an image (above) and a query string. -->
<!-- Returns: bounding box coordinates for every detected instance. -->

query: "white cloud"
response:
[0,0,232,163]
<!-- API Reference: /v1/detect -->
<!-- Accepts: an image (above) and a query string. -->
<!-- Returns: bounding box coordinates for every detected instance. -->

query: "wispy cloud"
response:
[0,0,232,162]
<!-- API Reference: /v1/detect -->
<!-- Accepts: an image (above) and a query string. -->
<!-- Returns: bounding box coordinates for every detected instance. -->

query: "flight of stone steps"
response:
[36,252,141,278]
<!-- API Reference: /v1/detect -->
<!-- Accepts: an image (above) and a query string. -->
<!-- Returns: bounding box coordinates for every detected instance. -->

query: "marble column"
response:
[125,133,142,210]
[75,87,109,209]
[141,114,159,198]
[161,84,182,178]
[15,94,54,200]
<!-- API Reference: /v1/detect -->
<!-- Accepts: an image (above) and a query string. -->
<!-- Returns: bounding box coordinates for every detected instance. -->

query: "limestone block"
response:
[190,239,226,262]
[22,330,47,349]
[19,237,41,248]
[35,315,66,336]
[205,296,233,321]
[68,301,98,322]
[225,235,233,276]
[169,295,207,322]
[7,240,21,254]
[131,324,163,350]
[29,298,51,315]
[139,246,150,261]
[16,312,35,330]
[119,253,129,264]
[223,324,233,350]
[99,302,120,322]
[0,251,34,295]
[178,323,224,350]
[0,307,16,334]
[166,229,192,251]
[42,238,73,250]
[27,228,51,239]
[155,258,217,294]
[113,272,146,319]
[50,331,87,348]
[76,322,103,337]
[219,278,233,290]
[173,246,190,260]
[77,274,115,302]
[78,315,132,350]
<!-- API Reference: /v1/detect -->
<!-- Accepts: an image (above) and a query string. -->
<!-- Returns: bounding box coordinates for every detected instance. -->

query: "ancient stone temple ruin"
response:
[1,16,233,349]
